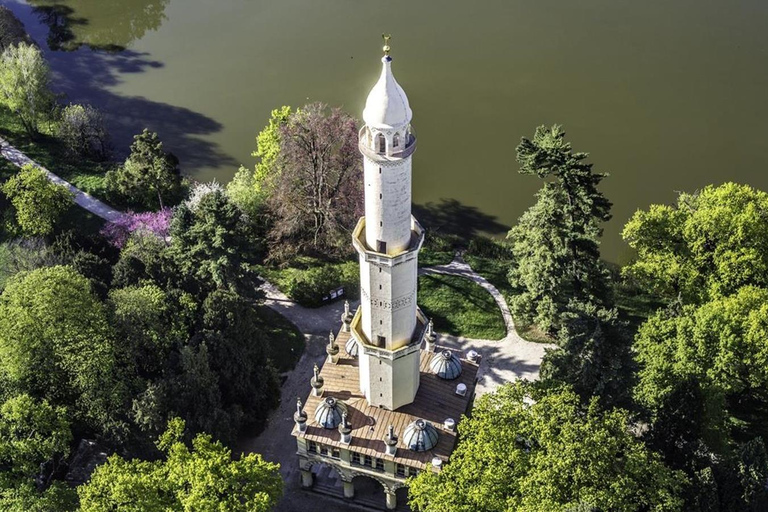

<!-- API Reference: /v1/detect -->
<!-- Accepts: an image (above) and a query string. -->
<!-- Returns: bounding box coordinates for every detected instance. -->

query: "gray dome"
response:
[345,337,358,357]
[403,419,439,452]
[429,350,462,380]
[314,397,348,429]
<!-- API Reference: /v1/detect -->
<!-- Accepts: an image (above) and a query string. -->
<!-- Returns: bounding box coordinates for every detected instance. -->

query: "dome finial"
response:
[382,33,391,56]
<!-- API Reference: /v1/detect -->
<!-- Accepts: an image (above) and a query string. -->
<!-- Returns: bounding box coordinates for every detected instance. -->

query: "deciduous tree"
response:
[0,43,53,134]
[266,103,362,261]
[623,182,768,305]
[78,418,283,512]
[2,164,73,237]
[408,382,686,512]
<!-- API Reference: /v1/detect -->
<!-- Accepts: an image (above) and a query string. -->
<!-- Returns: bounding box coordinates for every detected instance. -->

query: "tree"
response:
[408,382,686,512]
[78,418,283,512]
[108,284,193,377]
[0,266,120,431]
[507,125,612,334]
[105,129,184,210]
[57,103,110,160]
[0,394,71,480]
[0,42,53,134]
[623,183,768,305]
[200,290,279,428]
[169,189,260,297]
[634,286,768,460]
[266,103,362,261]
[227,106,292,218]
[541,303,634,408]
[2,164,73,237]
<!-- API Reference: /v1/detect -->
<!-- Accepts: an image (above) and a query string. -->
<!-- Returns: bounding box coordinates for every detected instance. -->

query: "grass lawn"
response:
[256,256,360,308]
[0,106,112,198]
[255,305,305,373]
[464,253,555,344]
[418,273,506,340]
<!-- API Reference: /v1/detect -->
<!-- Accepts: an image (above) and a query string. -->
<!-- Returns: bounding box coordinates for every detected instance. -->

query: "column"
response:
[385,489,397,510]
[343,481,355,499]
[300,469,313,488]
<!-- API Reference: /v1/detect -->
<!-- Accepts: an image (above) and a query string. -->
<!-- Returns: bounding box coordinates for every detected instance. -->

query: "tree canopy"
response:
[0,42,53,134]
[622,182,768,305]
[78,418,283,512]
[2,164,73,237]
[409,382,686,512]
[0,266,119,430]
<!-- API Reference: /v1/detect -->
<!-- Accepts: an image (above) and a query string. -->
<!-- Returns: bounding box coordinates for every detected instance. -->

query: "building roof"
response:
[294,328,479,470]
[363,56,412,130]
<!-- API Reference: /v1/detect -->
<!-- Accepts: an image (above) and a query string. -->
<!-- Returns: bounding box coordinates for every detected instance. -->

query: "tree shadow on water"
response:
[49,48,236,171]
[413,198,509,239]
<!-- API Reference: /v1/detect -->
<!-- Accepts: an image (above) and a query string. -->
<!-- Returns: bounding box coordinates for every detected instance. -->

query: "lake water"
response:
[6,0,768,261]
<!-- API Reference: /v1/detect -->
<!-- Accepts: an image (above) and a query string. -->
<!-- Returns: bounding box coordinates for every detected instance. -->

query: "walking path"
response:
[0,136,122,222]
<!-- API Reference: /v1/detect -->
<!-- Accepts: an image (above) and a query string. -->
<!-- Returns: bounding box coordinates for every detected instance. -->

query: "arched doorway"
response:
[309,462,346,497]
[395,486,409,509]
[351,474,387,508]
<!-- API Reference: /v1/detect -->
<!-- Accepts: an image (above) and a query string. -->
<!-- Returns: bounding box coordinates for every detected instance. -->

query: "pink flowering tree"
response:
[101,208,173,248]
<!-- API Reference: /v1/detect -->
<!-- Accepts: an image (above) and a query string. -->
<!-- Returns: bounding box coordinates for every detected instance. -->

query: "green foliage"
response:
[2,164,73,236]
[0,266,119,430]
[109,284,193,376]
[261,258,359,308]
[227,106,292,218]
[78,419,283,512]
[0,393,71,479]
[0,481,78,512]
[508,125,612,335]
[105,129,184,210]
[0,7,32,53]
[635,287,768,456]
[542,302,634,408]
[623,183,768,305]
[417,273,506,340]
[408,382,687,512]
[56,103,110,160]
[0,43,53,134]
[169,189,261,297]
[199,290,279,429]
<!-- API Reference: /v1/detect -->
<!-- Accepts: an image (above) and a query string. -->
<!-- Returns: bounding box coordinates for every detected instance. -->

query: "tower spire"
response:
[382,33,391,57]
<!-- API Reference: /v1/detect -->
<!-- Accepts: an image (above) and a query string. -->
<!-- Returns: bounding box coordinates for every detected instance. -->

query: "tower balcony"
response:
[358,126,417,161]
[352,216,425,267]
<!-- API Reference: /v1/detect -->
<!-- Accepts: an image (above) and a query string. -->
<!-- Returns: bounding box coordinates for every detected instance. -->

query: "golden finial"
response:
[382,33,391,56]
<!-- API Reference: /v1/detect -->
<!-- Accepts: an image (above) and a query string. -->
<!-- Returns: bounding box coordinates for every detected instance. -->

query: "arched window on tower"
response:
[393,133,400,149]
[378,133,386,154]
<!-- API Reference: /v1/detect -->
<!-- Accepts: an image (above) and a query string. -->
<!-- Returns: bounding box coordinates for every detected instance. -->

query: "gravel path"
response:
[0,136,122,222]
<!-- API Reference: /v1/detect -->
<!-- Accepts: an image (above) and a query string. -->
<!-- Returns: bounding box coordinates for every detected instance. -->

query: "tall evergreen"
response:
[508,125,612,334]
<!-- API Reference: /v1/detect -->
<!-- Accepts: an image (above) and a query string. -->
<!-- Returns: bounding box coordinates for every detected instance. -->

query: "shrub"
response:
[270,261,359,308]
[466,235,513,260]
[101,208,172,248]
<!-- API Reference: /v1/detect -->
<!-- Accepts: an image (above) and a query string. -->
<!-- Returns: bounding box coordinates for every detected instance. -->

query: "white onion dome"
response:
[345,337,358,357]
[403,419,439,452]
[363,56,412,130]
[429,350,463,380]
[314,396,349,429]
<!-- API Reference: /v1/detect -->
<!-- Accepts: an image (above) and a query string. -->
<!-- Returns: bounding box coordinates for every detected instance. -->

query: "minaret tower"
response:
[350,36,426,410]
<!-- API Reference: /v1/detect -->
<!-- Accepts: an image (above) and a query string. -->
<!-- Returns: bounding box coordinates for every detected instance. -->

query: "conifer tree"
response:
[508,125,612,334]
